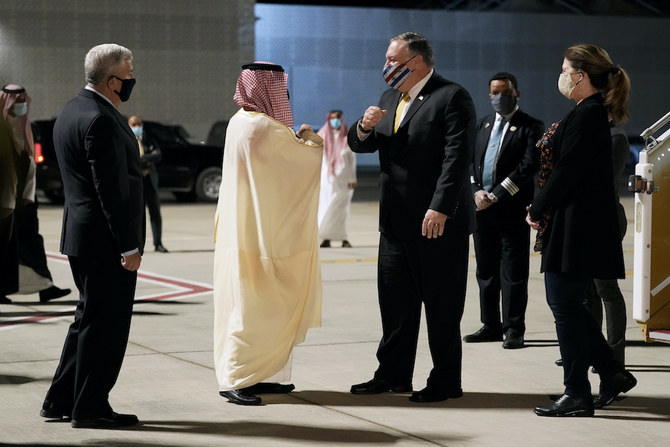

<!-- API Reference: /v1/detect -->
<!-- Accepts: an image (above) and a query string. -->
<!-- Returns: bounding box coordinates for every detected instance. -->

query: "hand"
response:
[121,252,142,271]
[347,182,356,190]
[21,198,34,206]
[473,190,492,211]
[422,209,448,239]
[360,106,388,131]
[525,206,539,230]
[0,208,12,219]
[296,123,313,139]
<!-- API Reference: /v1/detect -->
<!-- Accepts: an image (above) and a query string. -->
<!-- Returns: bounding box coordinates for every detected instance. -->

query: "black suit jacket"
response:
[139,134,161,178]
[53,88,145,257]
[529,94,623,279]
[471,109,544,217]
[348,72,476,240]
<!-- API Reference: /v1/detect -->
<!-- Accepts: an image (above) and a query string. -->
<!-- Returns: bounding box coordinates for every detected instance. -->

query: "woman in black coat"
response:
[527,43,636,417]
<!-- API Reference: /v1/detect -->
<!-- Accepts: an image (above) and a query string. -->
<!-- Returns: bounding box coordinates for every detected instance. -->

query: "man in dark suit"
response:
[128,115,168,253]
[465,72,544,349]
[347,32,476,403]
[40,43,145,429]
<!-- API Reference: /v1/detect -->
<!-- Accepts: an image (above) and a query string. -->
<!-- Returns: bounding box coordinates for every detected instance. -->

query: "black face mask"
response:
[110,75,136,102]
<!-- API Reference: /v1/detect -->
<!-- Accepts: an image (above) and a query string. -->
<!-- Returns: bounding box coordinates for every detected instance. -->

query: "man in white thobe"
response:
[213,62,323,405]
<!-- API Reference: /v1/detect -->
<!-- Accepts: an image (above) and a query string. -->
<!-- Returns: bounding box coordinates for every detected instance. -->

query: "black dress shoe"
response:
[594,370,637,409]
[40,402,71,419]
[243,382,295,394]
[409,386,463,403]
[502,331,524,349]
[350,378,412,395]
[71,412,139,429]
[463,326,503,343]
[555,358,563,366]
[320,239,331,248]
[39,286,72,303]
[155,244,169,253]
[342,240,352,248]
[534,394,594,417]
[219,389,262,405]
[0,296,12,304]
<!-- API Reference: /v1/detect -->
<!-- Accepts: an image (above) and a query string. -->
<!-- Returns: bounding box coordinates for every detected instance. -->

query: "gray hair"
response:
[391,32,434,68]
[84,43,133,86]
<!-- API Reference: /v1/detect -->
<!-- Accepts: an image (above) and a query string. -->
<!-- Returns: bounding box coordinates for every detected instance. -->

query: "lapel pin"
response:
[485,122,490,128]
[418,95,424,101]
[510,126,517,131]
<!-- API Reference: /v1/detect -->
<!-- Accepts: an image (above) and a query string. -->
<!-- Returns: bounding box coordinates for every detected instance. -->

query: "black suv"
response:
[31,119,226,203]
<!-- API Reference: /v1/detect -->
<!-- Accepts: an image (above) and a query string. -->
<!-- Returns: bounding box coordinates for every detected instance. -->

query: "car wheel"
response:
[194,166,221,202]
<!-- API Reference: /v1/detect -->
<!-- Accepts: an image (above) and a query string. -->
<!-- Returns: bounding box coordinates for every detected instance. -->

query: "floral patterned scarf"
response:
[534,121,560,252]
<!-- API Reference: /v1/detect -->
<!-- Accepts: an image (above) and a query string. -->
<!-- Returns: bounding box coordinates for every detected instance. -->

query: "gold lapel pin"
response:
[510,126,517,131]
[485,122,491,128]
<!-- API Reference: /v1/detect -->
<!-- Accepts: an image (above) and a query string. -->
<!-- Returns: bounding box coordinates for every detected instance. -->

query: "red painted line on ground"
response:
[0,253,213,330]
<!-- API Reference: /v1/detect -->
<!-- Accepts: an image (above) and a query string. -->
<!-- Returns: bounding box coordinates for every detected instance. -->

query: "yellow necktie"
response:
[393,93,410,134]
[137,138,148,175]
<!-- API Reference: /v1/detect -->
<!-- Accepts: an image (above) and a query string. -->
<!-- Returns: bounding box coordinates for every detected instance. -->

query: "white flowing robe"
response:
[317,132,356,241]
[213,109,323,391]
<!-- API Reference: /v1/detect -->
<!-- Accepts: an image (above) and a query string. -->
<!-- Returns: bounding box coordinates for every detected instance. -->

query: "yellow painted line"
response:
[322,255,636,278]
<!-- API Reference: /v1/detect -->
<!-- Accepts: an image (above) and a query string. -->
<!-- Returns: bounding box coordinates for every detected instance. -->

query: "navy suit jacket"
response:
[348,72,476,240]
[471,109,544,218]
[53,88,145,258]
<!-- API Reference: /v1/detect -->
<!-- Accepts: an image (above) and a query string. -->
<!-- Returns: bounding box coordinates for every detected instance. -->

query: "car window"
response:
[144,122,182,147]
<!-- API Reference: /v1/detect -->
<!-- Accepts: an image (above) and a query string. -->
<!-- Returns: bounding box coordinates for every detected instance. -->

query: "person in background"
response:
[347,32,476,403]
[317,109,356,248]
[128,115,168,253]
[0,84,70,304]
[582,119,629,366]
[40,43,144,429]
[528,43,636,417]
[465,72,544,350]
[213,62,323,406]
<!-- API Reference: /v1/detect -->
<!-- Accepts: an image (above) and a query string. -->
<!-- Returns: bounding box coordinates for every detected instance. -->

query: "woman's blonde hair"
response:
[564,43,631,123]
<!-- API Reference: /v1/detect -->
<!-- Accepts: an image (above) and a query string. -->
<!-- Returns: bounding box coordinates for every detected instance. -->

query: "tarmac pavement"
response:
[1,190,669,447]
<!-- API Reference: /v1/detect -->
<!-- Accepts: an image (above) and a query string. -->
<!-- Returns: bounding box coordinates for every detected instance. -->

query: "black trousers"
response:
[473,209,530,335]
[374,229,469,391]
[584,279,627,365]
[43,254,137,419]
[143,173,162,247]
[16,197,52,280]
[0,213,16,295]
[544,272,623,399]
[0,214,18,296]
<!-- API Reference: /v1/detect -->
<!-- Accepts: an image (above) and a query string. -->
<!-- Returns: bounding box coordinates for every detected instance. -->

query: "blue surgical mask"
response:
[490,93,517,115]
[382,55,417,90]
[329,117,342,129]
[131,126,143,138]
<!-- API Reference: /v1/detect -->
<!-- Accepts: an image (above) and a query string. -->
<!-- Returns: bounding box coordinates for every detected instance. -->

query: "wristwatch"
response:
[358,121,372,134]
